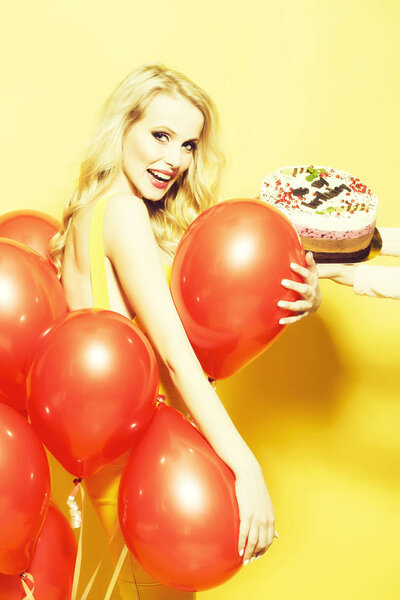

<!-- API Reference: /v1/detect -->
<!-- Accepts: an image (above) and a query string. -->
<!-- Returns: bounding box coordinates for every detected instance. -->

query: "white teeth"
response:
[148,169,171,182]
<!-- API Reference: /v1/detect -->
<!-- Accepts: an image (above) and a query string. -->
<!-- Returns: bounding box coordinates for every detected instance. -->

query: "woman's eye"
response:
[152,132,169,142]
[183,141,197,153]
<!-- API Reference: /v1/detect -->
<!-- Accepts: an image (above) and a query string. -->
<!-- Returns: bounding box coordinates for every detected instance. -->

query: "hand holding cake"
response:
[317,228,400,300]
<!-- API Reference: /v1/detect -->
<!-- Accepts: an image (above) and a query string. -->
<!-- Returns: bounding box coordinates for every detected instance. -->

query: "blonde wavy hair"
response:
[50,63,225,277]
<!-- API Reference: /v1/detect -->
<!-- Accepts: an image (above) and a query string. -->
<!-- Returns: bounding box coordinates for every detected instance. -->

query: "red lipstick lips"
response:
[147,168,175,189]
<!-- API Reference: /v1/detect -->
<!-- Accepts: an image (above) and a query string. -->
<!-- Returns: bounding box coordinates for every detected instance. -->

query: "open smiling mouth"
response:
[147,169,173,183]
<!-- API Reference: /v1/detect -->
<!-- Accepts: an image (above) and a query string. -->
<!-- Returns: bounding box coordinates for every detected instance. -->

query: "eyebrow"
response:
[154,125,176,135]
[154,125,199,143]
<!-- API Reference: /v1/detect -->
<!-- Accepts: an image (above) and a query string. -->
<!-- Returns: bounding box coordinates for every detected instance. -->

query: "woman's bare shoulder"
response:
[103,193,154,253]
[105,192,148,220]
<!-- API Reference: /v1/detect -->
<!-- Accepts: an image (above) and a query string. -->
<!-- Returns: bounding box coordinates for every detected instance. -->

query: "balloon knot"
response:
[73,477,82,485]
[208,377,217,390]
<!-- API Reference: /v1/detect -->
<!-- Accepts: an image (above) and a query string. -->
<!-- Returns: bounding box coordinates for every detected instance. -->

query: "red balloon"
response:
[119,403,241,591]
[0,404,50,576]
[0,240,68,415]
[26,309,159,478]
[0,503,77,600]
[171,199,306,379]
[0,210,60,272]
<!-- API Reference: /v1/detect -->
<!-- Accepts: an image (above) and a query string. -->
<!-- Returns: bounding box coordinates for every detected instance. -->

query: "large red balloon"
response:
[171,199,306,379]
[26,309,159,478]
[0,239,68,414]
[0,210,60,272]
[0,503,77,600]
[0,404,50,576]
[0,240,68,414]
[119,403,241,591]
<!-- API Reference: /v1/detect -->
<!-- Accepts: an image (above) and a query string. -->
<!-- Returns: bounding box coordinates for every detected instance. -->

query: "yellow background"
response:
[1,1,399,599]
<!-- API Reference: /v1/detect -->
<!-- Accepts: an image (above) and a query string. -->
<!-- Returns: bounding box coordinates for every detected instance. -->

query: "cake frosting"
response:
[260,165,378,261]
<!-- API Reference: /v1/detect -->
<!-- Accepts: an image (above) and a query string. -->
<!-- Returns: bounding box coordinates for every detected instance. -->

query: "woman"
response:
[52,64,321,599]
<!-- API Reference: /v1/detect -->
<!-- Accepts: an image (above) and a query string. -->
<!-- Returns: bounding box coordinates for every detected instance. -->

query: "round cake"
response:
[260,165,378,262]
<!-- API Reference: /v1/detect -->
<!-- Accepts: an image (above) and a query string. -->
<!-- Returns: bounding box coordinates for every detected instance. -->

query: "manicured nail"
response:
[274,529,279,538]
[290,263,297,269]
[281,279,289,286]
[239,548,244,557]
[250,557,255,564]
[243,559,249,566]
[279,318,286,325]
[277,300,286,308]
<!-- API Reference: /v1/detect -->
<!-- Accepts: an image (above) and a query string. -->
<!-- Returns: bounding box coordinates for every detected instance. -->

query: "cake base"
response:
[304,228,382,263]
[311,245,371,263]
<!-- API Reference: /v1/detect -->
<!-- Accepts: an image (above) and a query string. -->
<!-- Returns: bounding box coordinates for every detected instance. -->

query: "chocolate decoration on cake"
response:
[302,184,352,208]
[301,197,324,209]
[311,177,329,188]
[292,187,309,197]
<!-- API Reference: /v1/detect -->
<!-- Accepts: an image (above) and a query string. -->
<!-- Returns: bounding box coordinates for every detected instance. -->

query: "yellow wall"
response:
[1,1,399,598]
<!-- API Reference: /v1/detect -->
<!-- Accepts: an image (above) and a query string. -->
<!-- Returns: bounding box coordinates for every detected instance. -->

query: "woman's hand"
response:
[235,459,276,565]
[317,263,357,287]
[278,252,321,324]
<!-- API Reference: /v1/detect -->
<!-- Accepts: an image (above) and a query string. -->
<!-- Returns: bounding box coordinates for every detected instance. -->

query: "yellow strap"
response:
[89,193,122,310]
[89,192,173,311]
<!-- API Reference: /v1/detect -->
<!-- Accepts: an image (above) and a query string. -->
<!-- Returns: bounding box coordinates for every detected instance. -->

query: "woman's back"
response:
[62,197,136,317]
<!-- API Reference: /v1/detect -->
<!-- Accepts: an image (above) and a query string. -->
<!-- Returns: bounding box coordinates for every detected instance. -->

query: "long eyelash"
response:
[185,142,197,152]
[152,132,168,141]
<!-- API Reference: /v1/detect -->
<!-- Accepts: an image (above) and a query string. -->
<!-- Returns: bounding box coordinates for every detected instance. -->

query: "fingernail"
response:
[243,559,249,566]
[277,300,286,308]
[279,318,286,325]
[250,557,255,564]
[274,529,279,538]
[256,555,262,560]
[239,548,244,557]
[281,279,289,286]
[290,263,297,269]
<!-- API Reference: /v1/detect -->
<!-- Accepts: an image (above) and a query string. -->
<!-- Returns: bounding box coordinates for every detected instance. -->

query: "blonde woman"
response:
[52,64,321,600]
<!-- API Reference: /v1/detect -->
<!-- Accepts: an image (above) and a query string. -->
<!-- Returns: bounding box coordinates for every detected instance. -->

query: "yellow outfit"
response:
[84,193,195,600]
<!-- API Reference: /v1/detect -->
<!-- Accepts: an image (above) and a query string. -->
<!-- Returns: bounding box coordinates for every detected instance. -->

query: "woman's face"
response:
[121,93,204,200]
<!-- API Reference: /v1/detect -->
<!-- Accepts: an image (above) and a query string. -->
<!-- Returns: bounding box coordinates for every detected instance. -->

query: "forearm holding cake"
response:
[379,228,400,257]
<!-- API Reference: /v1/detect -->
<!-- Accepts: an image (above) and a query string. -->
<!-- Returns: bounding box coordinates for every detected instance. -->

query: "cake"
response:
[260,165,378,262]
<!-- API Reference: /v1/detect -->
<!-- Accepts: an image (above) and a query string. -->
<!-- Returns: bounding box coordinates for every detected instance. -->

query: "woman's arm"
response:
[317,263,357,287]
[104,194,275,563]
[379,227,400,256]
[317,262,400,299]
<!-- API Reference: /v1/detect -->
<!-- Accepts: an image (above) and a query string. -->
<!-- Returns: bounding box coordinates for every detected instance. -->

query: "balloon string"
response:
[70,482,85,600]
[103,545,129,600]
[79,520,121,600]
[20,572,35,600]
[67,478,83,528]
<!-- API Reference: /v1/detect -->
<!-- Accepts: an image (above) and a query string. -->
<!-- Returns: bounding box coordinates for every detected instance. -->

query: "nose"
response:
[164,143,181,169]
